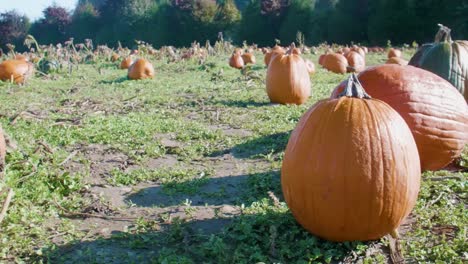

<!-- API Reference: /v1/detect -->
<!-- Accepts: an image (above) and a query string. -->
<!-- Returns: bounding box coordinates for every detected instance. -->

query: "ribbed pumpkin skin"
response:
[408,44,433,67]
[128,59,154,80]
[0,59,34,84]
[282,96,421,242]
[266,54,311,105]
[331,65,468,171]
[418,41,468,101]
[229,53,244,69]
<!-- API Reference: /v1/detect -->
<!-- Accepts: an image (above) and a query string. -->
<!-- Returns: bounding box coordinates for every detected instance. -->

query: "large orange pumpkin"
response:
[264,45,285,66]
[331,65,468,171]
[120,57,133,69]
[128,58,154,80]
[266,53,311,105]
[282,74,421,242]
[345,51,365,72]
[0,59,34,84]
[323,53,348,74]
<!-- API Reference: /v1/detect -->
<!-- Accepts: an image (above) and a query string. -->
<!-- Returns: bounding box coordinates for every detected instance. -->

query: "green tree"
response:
[327,0,370,44]
[279,0,315,44]
[69,1,99,42]
[0,10,30,51]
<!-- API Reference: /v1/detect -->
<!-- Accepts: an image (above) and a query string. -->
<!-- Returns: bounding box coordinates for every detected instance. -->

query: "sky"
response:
[0,0,78,21]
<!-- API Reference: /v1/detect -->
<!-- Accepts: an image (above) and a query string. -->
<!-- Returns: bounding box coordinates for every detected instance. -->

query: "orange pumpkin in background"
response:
[331,65,468,171]
[229,53,244,69]
[345,51,366,72]
[282,74,421,242]
[388,48,402,58]
[120,57,133,69]
[241,53,256,64]
[386,57,408,65]
[266,53,311,105]
[0,59,34,84]
[128,58,154,80]
[323,53,348,74]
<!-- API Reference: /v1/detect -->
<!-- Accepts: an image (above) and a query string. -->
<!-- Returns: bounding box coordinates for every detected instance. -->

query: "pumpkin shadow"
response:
[41,204,373,263]
[214,99,271,108]
[209,131,291,159]
[125,171,281,208]
[99,76,129,84]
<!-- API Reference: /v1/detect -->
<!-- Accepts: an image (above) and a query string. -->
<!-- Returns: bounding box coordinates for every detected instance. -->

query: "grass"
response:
[0,48,466,263]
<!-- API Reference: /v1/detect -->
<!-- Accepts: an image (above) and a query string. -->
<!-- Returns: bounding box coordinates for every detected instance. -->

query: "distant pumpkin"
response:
[229,53,244,69]
[386,57,408,65]
[128,58,154,80]
[266,53,311,105]
[388,48,402,58]
[120,57,133,69]
[323,53,348,74]
[111,53,120,62]
[241,53,256,64]
[345,51,366,72]
[0,59,34,84]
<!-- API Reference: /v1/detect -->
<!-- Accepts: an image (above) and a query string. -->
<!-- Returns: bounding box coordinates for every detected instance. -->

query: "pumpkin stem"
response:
[435,24,452,43]
[338,74,372,99]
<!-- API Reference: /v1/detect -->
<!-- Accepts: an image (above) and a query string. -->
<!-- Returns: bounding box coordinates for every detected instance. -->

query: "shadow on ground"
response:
[214,99,271,108]
[99,76,129,84]
[41,209,373,264]
[126,171,281,208]
[210,131,291,159]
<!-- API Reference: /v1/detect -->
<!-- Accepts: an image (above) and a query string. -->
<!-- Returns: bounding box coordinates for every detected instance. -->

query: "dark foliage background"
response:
[0,0,467,51]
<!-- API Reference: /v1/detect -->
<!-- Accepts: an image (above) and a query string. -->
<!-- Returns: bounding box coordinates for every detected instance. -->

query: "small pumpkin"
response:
[264,45,285,66]
[345,51,365,72]
[266,52,311,105]
[120,57,133,69]
[323,53,348,74]
[331,65,468,171]
[408,24,468,101]
[128,58,154,80]
[387,48,402,58]
[0,59,34,84]
[111,53,120,62]
[229,53,244,69]
[241,53,256,65]
[386,57,408,65]
[282,74,421,242]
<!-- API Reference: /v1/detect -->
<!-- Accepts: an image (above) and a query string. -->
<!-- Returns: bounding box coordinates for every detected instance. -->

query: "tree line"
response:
[1,0,467,52]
